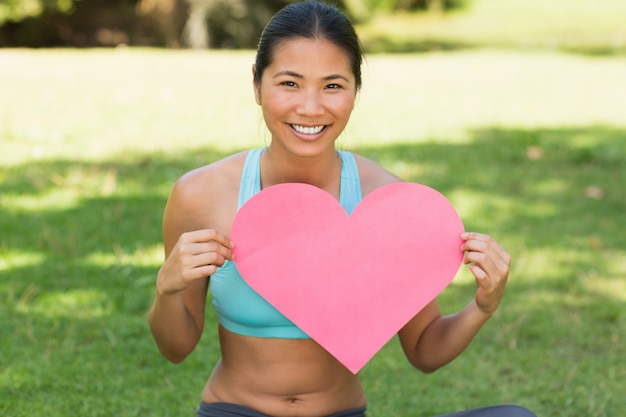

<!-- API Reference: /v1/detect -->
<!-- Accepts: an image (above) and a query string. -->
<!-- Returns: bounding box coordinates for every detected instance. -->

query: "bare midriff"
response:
[201,326,367,417]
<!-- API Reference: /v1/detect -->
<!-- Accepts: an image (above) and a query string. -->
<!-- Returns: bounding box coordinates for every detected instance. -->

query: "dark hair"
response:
[254,1,363,89]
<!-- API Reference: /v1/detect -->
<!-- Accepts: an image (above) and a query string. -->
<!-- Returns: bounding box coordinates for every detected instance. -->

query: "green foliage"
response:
[359,0,469,12]
[0,0,77,24]
[407,0,469,10]
[342,0,470,23]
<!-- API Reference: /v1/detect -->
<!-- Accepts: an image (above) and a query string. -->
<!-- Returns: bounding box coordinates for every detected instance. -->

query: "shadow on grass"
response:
[361,35,626,57]
[362,37,477,54]
[356,125,625,348]
[1,125,625,415]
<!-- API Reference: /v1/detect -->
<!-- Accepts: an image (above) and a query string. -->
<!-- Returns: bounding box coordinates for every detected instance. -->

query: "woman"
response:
[148,2,537,417]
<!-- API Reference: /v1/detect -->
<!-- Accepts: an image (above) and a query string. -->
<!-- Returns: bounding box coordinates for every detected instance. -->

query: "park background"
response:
[1,0,625,416]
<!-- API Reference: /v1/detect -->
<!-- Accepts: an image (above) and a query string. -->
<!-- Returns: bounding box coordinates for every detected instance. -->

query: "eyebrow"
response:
[273,70,351,83]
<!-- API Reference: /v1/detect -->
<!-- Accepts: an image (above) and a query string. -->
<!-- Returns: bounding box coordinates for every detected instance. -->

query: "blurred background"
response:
[1,0,476,49]
[1,0,624,54]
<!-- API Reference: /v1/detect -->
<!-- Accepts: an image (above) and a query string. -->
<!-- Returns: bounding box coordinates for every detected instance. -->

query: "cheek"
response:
[261,97,289,127]
[261,90,292,115]
[330,94,356,115]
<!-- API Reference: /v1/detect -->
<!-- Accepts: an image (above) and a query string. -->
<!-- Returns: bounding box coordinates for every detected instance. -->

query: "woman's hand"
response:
[156,229,234,296]
[460,232,511,315]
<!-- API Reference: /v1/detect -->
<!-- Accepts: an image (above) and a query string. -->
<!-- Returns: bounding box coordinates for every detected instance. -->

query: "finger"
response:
[192,251,230,270]
[464,249,509,283]
[468,263,488,282]
[464,250,496,276]
[182,263,219,281]
[181,229,234,249]
[180,251,227,279]
[460,233,511,267]
[177,232,235,261]
[186,241,235,260]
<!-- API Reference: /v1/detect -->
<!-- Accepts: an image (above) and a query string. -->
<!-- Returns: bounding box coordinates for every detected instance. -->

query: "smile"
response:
[291,124,326,135]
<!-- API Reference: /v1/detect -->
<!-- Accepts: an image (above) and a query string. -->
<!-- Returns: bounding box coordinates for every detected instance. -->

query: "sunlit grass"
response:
[357,0,626,54]
[3,48,626,167]
[0,251,45,272]
[16,289,111,318]
[1,48,262,164]
[84,245,163,268]
[350,50,626,146]
[3,191,81,211]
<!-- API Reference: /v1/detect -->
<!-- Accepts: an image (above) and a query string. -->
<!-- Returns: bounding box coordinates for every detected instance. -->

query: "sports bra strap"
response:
[338,150,361,215]
[238,148,264,210]
[237,148,362,213]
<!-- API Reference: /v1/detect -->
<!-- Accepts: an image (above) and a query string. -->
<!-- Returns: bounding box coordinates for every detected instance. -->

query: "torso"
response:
[181,149,399,417]
[203,327,366,416]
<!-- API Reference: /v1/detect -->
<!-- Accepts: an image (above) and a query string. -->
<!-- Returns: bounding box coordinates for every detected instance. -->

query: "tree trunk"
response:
[427,0,444,14]
[182,0,219,48]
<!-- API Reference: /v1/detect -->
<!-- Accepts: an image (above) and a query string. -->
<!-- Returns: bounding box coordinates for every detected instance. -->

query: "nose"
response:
[295,89,324,117]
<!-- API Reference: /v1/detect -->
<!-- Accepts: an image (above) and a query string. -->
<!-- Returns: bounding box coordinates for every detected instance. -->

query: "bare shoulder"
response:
[164,151,248,234]
[352,153,403,197]
[174,151,247,199]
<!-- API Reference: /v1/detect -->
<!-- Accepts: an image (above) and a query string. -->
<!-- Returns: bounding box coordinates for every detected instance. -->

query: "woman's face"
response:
[254,37,357,157]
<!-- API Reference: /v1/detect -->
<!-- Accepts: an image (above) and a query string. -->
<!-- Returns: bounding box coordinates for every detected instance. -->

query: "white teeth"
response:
[292,124,325,135]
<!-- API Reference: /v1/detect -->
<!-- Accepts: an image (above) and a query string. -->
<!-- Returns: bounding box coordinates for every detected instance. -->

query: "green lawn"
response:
[1,13,626,416]
[357,0,626,55]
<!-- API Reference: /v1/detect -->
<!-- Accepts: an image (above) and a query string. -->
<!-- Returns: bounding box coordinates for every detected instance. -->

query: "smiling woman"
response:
[253,37,357,159]
[147,2,537,417]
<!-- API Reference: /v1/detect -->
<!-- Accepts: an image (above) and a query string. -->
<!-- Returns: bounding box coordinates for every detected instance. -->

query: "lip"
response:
[289,123,328,140]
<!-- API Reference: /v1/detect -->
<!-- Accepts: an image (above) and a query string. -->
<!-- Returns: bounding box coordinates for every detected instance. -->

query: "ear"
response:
[252,64,261,105]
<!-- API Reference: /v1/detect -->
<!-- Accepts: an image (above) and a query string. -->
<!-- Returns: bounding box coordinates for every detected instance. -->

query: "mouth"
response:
[290,124,326,135]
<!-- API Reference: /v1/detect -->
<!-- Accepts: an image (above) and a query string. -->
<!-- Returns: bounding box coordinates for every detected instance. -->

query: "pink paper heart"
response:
[231,182,464,374]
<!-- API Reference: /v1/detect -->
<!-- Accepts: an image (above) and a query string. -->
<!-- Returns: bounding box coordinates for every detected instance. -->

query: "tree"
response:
[0,0,77,24]
[181,0,216,48]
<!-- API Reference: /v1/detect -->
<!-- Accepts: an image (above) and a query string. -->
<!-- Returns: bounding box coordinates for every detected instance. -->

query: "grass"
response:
[357,0,626,55]
[1,6,626,415]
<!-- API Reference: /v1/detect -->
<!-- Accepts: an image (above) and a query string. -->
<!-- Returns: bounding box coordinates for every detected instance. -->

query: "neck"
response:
[261,145,342,195]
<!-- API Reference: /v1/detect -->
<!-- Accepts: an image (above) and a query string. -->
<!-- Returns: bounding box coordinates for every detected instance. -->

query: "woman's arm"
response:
[398,232,511,373]
[148,173,234,363]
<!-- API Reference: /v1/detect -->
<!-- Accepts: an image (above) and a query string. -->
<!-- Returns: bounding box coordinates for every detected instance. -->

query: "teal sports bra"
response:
[210,148,362,338]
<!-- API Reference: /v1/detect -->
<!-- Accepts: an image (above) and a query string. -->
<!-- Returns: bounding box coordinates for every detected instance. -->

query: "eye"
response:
[280,81,298,88]
[325,83,342,90]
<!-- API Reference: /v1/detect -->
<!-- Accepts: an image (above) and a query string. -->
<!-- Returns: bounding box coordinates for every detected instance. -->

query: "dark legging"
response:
[434,405,537,417]
[197,402,536,417]
[197,402,366,416]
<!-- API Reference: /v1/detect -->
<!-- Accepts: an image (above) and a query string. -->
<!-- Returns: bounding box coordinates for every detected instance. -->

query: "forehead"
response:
[268,37,353,77]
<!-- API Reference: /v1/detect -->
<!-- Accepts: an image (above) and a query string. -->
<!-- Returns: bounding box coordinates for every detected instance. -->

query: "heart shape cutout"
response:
[231,182,464,373]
